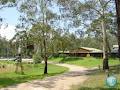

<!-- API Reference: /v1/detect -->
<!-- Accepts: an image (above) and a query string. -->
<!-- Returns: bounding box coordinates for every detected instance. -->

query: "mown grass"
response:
[49,57,120,68]
[0,61,68,88]
[71,65,120,90]
[49,57,120,90]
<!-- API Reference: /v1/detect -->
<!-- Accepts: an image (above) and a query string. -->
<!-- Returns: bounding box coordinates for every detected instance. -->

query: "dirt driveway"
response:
[1,63,92,90]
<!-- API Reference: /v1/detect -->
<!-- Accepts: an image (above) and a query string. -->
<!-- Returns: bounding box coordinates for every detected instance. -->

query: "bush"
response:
[33,53,42,64]
[86,54,90,57]
[48,54,59,59]
[52,53,59,57]
[59,54,68,58]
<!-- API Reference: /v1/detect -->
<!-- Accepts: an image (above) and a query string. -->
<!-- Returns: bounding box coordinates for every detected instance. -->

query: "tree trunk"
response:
[101,19,109,70]
[44,55,48,74]
[41,0,48,74]
[43,35,48,74]
[115,0,120,58]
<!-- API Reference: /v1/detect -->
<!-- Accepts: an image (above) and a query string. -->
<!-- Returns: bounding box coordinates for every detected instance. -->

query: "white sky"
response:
[0,7,20,40]
[0,24,16,40]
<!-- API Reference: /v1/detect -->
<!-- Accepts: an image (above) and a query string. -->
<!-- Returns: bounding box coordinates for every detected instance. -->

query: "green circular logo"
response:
[106,75,117,87]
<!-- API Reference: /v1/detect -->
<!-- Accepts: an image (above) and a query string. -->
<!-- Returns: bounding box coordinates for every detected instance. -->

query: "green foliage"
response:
[50,54,59,58]
[60,57,82,63]
[33,53,42,64]
[59,54,68,58]
[0,36,15,58]
[0,0,15,5]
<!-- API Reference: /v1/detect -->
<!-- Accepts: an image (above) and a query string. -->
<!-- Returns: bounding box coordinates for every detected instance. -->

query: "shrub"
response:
[59,54,68,58]
[86,54,90,57]
[52,53,59,57]
[33,53,42,64]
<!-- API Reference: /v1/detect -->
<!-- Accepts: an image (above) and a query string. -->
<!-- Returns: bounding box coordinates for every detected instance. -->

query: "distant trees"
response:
[0,36,8,57]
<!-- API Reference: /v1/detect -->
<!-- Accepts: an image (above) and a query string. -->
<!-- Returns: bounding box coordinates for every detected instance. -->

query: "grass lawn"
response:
[0,61,68,88]
[49,57,120,68]
[71,65,120,90]
[49,57,120,90]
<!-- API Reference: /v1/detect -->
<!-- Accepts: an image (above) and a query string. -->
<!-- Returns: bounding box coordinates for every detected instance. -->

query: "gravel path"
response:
[1,63,92,90]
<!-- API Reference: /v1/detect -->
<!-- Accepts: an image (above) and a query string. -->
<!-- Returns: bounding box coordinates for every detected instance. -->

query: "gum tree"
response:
[18,0,56,74]
[57,0,113,70]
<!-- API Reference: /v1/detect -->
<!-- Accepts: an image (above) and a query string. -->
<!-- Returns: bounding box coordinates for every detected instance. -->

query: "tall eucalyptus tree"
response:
[79,0,114,70]
[57,0,115,70]
[18,0,56,74]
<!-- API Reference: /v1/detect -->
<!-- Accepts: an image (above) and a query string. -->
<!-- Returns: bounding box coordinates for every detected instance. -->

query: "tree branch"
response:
[98,0,112,10]
[0,2,16,9]
[88,4,102,16]
[104,0,112,8]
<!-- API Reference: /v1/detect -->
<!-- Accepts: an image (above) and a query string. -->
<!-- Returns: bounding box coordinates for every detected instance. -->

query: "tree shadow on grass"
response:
[85,64,120,76]
[59,57,83,63]
[0,70,67,88]
[0,75,44,88]
[0,77,25,88]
